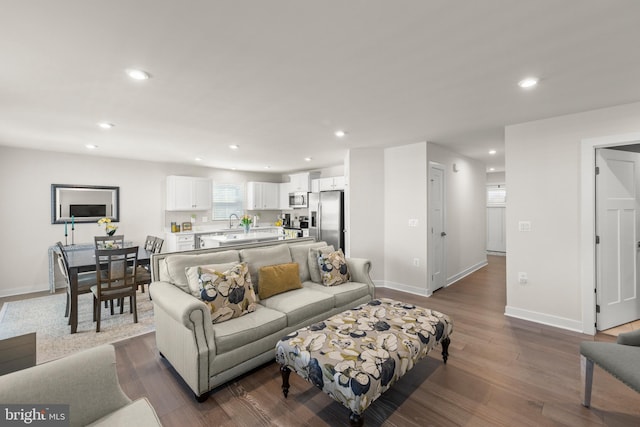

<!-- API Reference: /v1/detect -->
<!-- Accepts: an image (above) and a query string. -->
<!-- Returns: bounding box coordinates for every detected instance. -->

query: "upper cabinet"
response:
[312,176,346,192]
[246,182,280,210]
[279,182,291,210]
[166,176,212,211]
[289,172,310,192]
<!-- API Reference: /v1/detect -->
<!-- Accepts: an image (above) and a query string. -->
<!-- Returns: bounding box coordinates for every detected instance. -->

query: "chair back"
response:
[152,237,164,253]
[55,241,70,283]
[143,235,157,251]
[95,246,138,295]
[94,235,125,249]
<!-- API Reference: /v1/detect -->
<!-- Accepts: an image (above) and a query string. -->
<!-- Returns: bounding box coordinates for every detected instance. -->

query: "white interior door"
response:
[487,207,506,252]
[429,163,446,292]
[595,148,640,330]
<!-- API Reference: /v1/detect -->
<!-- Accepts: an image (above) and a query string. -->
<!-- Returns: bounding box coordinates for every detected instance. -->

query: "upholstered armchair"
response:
[580,329,640,407]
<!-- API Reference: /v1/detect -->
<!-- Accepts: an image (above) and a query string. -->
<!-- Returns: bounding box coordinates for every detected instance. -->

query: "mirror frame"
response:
[51,184,120,224]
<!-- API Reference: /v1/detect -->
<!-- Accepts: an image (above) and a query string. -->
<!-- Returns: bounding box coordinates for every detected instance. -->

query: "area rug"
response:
[0,291,154,363]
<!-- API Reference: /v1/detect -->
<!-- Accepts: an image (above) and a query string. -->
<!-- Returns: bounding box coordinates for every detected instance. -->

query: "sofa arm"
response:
[0,345,132,427]
[347,257,375,289]
[617,329,640,346]
[150,281,213,330]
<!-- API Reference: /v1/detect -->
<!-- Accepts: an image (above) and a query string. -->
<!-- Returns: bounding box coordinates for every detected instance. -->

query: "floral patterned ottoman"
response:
[275,298,453,427]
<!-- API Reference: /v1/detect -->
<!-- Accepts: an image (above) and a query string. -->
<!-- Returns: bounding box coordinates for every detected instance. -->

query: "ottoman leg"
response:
[349,411,364,427]
[441,337,451,364]
[280,365,291,398]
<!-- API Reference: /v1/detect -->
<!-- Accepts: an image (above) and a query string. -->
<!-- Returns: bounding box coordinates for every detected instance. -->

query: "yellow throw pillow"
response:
[258,263,302,299]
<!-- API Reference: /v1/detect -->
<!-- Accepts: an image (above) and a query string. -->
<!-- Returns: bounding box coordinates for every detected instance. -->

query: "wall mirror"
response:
[51,184,120,224]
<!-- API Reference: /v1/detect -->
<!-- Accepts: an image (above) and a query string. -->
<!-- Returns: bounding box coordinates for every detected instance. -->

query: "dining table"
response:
[64,245,152,334]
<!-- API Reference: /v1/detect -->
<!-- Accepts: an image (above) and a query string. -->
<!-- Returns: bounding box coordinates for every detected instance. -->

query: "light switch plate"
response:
[518,221,532,232]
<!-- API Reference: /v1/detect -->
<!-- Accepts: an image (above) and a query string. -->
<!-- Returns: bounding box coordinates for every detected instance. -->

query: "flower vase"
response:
[107,229,117,236]
[243,224,250,234]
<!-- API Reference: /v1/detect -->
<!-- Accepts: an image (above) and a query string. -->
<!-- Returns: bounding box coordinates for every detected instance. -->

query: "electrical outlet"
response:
[518,272,528,284]
[408,219,419,227]
[518,221,532,232]
[413,258,420,267]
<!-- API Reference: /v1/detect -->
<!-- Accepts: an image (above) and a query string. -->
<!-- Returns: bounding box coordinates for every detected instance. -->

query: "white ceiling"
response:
[2,1,640,173]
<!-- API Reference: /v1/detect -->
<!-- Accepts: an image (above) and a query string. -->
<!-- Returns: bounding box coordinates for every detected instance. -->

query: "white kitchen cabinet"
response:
[279,182,291,210]
[165,232,195,252]
[318,176,345,191]
[311,179,320,193]
[246,182,280,210]
[289,172,310,192]
[166,176,212,211]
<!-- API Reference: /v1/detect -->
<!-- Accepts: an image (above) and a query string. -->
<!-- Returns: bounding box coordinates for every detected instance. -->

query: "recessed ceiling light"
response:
[98,122,114,129]
[335,130,347,138]
[85,144,98,150]
[264,165,271,169]
[231,167,237,171]
[518,77,538,89]
[304,157,312,162]
[126,68,150,80]
[489,167,495,172]
[195,157,202,162]
[229,144,239,150]
[489,149,497,155]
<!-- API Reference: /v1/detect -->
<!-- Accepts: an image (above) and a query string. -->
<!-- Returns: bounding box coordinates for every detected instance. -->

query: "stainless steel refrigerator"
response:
[308,191,344,251]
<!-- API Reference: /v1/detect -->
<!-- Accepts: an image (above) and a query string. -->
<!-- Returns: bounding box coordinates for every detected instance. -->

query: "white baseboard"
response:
[505,306,584,333]
[0,284,52,299]
[446,260,488,287]
[374,280,431,297]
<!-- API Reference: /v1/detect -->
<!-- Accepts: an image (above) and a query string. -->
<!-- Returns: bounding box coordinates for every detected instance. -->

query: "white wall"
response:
[345,148,385,282]
[505,100,640,332]
[0,146,281,297]
[427,143,488,284]
[383,143,428,293]
[487,171,506,185]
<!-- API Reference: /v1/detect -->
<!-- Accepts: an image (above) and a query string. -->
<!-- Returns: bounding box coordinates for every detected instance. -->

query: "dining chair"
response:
[92,246,139,332]
[55,241,97,325]
[136,236,163,297]
[94,235,125,249]
[143,235,157,251]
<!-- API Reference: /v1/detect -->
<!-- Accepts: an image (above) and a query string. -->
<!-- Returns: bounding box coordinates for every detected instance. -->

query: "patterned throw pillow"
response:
[195,262,258,323]
[317,249,350,286]
[308,245,335,284]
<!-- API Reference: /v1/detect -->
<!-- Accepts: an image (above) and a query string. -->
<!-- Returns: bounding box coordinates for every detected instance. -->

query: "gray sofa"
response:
[0,344,162,427]
[149,238,375,401]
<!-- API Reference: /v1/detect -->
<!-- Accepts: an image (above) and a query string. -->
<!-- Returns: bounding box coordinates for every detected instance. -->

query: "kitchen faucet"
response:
[229,213,239,229]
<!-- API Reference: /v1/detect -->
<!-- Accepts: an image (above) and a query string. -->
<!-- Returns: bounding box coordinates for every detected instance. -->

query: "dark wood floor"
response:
[113,256,640,426]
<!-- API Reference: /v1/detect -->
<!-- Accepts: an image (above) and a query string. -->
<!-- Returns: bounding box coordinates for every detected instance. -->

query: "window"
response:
[487,185,506,206]
[212,183,244,220]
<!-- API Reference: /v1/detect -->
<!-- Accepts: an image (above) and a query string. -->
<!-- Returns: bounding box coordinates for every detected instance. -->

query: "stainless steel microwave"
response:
[289,192,308,208]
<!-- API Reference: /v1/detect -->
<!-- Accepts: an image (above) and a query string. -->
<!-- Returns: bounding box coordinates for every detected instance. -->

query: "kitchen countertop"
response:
[199,230,284,248]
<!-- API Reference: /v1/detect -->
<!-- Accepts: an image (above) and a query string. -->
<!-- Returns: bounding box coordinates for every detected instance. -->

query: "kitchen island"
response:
[199,229,284,248]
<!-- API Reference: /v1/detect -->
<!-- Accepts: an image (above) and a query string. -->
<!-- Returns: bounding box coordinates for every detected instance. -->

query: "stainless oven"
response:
[288,192,308,208]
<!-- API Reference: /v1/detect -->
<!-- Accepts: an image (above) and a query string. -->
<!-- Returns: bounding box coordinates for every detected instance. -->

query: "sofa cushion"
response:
[308,245,334,283]
[239,244,292,293]
[213,304,287,354]
[161,250,240,293]
[195,262,258,324]
[258,263,302,299]
[289,241,329,282]
[260,288,335,326]
[303,281,371,307]
[318,249,350,286]
[185,262,239,297]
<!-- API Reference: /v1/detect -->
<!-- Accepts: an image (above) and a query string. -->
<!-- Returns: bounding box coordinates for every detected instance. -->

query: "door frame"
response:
[580,132,640,334]
[428,161,446,295]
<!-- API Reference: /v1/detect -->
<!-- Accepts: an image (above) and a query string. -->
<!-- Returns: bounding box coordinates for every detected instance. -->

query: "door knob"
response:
[441,232,447,237]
